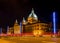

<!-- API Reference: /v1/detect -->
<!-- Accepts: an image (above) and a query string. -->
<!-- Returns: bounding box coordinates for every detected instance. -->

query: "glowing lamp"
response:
[52,11,58,37]
[33,30,43,37]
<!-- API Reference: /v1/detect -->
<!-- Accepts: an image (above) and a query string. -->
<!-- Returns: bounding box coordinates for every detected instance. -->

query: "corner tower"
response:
[14,19,20,34]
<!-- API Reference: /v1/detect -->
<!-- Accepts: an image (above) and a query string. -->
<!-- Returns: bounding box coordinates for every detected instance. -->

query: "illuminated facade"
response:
[7,8,49,35]
[22,8,48,35]
[7,20,21,34]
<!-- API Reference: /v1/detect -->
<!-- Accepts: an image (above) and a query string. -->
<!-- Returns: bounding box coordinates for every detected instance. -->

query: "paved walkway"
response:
[0,36,58,43]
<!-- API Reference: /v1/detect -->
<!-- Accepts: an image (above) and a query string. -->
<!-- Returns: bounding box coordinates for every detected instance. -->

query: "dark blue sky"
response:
[0,0,60,28]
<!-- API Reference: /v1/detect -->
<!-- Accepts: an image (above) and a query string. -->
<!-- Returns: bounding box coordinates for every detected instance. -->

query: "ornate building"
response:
[7,20,21,34]
[7,8,49,36]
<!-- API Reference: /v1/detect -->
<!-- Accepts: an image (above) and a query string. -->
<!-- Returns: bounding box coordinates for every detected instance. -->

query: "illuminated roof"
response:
[14,19,18,25]
[23,17,26,23]
[28,8,38,20]
[22,17,28,24]
[15,19,18,24]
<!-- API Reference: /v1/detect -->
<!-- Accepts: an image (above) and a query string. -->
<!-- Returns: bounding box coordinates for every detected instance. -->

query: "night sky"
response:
[0,0,60,29]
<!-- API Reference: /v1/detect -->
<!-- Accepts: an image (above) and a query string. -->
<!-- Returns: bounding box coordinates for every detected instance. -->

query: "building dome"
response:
[28,8,38,20]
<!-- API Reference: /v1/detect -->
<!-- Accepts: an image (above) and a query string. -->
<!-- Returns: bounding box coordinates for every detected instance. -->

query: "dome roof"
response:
[28,8,38,20]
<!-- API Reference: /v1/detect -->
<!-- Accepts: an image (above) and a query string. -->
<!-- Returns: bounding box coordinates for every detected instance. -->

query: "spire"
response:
[22,17,27,24]
[31,8,34,13]
[14,19,19,26]
[23,17,26,23]
[15,19,18,24]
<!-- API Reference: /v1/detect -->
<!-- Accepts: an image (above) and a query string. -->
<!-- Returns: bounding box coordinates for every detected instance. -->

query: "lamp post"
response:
[20,22,22,35]
[53,12,56,37]
[0,28,2,34]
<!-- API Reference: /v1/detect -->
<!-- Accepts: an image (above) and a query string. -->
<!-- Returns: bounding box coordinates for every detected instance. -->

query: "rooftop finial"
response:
[22,17,27,24]
[15,19,18,23]
[31,8,34,13]
[23,17,26,23]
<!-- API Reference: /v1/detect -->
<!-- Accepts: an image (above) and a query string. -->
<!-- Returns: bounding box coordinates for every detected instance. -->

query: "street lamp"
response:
[53,12,56,37]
